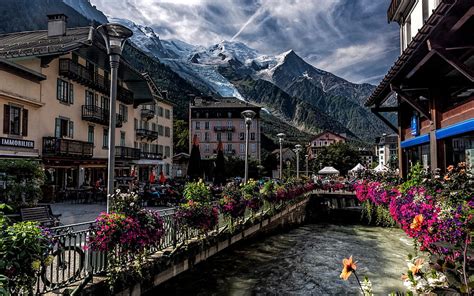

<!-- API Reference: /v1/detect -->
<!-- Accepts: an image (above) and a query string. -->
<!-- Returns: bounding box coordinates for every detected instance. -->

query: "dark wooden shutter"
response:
[69,121,74,138]
[69,83,74,104]
[55,118,61,138]
[3,105,10,134]
[22,109,28,136]
[57,78,61,101]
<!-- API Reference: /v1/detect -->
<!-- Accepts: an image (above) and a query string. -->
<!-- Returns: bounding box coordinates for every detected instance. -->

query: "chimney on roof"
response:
[47,14,68,37]
[161,91,168,100]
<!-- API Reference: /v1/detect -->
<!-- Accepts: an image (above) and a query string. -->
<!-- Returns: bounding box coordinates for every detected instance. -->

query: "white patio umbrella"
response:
[318,166,340,175]
[373,163,389,172]
[349,163,365,172]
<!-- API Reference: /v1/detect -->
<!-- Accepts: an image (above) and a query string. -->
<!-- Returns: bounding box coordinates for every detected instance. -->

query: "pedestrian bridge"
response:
[40,191,358,296]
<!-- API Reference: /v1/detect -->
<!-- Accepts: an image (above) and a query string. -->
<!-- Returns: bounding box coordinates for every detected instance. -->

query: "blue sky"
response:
[91,0,400,85]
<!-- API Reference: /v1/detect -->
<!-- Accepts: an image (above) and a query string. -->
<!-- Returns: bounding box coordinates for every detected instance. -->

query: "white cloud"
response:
[90,0,399,84]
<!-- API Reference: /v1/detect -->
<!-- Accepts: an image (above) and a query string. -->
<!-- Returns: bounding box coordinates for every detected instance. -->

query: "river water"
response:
[156,224,414,295]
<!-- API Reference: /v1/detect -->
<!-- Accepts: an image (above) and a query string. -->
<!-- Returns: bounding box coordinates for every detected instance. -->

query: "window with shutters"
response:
[119,104,128,122]
[101,96,109,111]
[4,105,29,137]
[165,127,170,137]
[227,132,232,141]
[165,109,170,119]
[158,125,164,136]
[239,132,244,140]
[158,107,164,117]
[205,121,209,130]
[85,90,95,106]
[57,79,74,104]
[54,117,73,138]
[165,146,170,157]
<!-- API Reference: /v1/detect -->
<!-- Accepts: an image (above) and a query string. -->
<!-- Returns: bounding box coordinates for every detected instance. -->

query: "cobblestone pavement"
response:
[49,202,174,225]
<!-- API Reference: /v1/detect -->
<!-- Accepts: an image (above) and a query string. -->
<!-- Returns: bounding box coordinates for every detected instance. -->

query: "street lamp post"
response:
[277,133,285,179]
[305,154,309,176]
[241,110,256,183]
[294,144,302,178]
[97,23,133,213]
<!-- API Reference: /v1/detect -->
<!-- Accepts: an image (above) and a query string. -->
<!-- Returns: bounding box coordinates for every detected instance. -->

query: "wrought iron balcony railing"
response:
[43,137,93,158]
[81,105,124,127]
[59,59,133,104]
[115,146,140,160]
[136,128,158,140]
[214,126,235,132]
[141,106,156,119]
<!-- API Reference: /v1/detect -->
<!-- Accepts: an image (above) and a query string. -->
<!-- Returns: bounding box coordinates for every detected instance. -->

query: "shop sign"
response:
[411,113,419,136]
[0,137,34,148]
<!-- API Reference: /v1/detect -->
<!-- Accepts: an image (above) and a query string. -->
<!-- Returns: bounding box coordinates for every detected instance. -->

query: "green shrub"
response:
[0,221,50,294]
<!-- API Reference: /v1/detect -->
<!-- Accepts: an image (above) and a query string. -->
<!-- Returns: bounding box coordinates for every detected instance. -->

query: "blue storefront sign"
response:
[411,113,419,136]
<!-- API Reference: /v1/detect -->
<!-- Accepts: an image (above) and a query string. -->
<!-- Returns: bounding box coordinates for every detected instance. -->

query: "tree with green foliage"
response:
[187,135,202,181]
[214,141,226,185]
[311,142,362,176]
[262,152,278,177]
[0,159,45,209]
[173,119,189,154]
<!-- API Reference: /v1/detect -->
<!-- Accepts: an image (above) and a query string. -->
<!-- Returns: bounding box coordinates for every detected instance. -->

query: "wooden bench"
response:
[20,205,61,227]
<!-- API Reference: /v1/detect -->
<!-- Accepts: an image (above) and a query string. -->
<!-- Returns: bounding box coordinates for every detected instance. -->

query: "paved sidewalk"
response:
[49,203,174,225]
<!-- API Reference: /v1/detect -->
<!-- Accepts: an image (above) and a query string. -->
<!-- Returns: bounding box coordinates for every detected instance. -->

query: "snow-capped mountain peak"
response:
[109,17,178,59]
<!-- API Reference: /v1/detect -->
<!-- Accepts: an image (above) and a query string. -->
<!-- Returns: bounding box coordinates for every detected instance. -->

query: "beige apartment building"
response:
[189,97,261,161]
[0,14,173,194]
[308,131,346,156]
[133,93,174,182]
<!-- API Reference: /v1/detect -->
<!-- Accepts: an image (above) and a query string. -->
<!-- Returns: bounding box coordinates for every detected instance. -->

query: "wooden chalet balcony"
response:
[136,128,158,140]
[59,59,107,93]
[117,85,133,105]
[115,146,140,160]
[43,137,93,158]
[140,151,163,160]
[214,126,235,132]
[59,59,134,105]
[81,105,124,127]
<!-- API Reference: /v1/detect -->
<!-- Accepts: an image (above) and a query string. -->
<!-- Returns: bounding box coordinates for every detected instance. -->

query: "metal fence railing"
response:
[35,208,177,294]
[34,194,319,294]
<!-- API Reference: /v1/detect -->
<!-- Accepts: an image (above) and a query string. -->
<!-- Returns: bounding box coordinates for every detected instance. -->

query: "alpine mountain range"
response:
[0,0,394,146]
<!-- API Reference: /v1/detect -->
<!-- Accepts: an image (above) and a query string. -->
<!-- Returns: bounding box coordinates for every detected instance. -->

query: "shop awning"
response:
[436,118,474,140]
[400,134,430,149]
